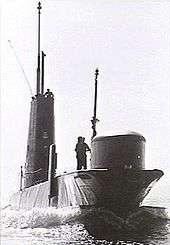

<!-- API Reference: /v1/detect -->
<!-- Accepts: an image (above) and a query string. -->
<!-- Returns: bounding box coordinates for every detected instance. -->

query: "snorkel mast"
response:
[91,68,99,139]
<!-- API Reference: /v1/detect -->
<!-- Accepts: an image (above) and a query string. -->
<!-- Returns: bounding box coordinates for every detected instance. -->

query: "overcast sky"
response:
[1,0,170,205]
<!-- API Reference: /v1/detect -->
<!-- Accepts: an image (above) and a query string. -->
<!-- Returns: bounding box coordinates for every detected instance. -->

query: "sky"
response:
[1,0,170,206]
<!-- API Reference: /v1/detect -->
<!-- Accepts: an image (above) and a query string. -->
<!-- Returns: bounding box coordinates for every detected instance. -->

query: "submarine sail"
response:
[24,2,55,188]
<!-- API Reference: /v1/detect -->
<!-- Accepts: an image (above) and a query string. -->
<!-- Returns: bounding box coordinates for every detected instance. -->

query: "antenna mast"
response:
[36,2,42,94]
[91,68,99,139]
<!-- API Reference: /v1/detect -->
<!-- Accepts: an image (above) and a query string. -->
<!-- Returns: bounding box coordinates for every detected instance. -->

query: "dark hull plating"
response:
[10,169,163,217]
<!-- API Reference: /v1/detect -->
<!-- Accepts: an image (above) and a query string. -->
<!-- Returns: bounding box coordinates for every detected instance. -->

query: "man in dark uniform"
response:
[45,88,54,98]
[75,136,91,170]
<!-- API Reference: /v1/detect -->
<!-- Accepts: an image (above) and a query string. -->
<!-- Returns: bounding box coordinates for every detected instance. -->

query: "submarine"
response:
[9,2,164,218]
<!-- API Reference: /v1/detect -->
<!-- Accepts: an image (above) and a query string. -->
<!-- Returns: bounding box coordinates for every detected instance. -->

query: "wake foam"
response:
[1,206,169,230]
[1,206,82,229]
[1,206,170,244]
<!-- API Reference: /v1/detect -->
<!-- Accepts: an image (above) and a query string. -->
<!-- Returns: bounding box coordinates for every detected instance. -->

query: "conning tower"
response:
[24,2,55,188]
[90,70,145,172]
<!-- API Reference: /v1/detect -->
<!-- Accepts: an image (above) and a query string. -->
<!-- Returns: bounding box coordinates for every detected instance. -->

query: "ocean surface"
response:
[1,183,170,245]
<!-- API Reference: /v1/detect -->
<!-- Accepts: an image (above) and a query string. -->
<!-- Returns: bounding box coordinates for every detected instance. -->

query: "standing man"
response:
[75,137,91,170]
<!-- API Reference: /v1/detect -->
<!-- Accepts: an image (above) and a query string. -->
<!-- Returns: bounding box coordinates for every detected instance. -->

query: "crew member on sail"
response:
[75,137,91,170]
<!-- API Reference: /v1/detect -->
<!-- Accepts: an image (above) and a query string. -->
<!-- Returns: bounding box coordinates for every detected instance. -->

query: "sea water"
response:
[1,184,170,245]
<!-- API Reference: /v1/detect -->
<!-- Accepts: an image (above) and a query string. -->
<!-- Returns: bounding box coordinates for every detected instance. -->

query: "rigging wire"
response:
[8,40,33,96]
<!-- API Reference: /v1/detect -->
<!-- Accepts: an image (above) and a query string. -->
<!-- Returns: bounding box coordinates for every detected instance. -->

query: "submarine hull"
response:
[10,169,163,217]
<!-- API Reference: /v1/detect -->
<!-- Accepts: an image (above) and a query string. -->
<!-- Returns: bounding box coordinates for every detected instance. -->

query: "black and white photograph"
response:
[1,1,170,244]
